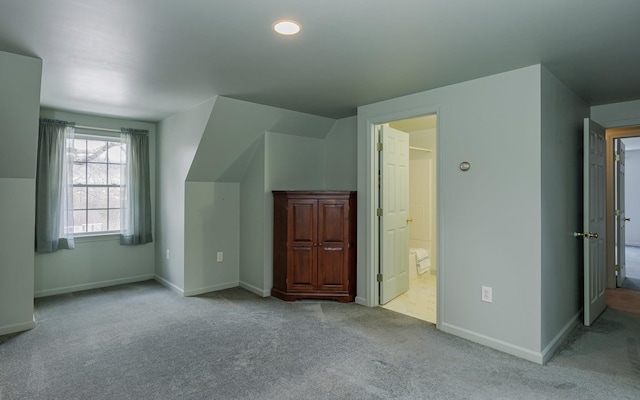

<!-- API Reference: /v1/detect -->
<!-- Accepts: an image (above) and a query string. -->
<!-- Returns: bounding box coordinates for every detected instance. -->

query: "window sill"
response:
[74,233,120,243]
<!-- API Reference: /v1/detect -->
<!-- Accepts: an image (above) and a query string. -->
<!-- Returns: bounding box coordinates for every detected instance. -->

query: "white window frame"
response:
[71,132,125,237]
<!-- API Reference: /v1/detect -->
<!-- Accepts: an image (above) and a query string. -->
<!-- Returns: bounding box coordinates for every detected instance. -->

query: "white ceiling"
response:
[1,1,640,122]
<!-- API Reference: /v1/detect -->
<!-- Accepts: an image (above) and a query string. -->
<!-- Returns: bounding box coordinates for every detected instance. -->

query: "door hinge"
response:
[377,273,383,282]
[377,143,383,152]
[615,153,621,162]
[615,264,622,273]
[377,208,383,217]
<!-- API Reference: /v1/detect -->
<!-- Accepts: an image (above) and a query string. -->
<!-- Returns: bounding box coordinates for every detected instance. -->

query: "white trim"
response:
[0,318,36,336]
[355,296,368,306]
[34,274,154,298]
[183,281,239,297]
[541,310,581,364]
[441,322,543,364]
[239,281,270,297]
[358,104,444,328]
[154,275,184,296]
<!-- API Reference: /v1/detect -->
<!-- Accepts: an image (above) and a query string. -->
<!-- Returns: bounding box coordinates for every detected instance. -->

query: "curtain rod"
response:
[75,125,121,133]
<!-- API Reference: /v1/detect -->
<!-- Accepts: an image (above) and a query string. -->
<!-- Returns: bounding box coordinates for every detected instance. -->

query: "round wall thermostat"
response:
[459,161,471,171]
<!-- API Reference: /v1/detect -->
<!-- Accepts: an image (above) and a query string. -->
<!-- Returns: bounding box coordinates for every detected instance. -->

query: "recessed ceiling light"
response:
[273,20,301,36]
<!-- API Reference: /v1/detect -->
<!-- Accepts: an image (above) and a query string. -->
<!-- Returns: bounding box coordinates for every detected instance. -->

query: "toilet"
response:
[409,248,430,279]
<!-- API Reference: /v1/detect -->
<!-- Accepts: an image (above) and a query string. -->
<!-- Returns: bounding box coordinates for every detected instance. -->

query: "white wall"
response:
[358,65,544,362]
[625,150,640,246]
[0,51,42,335]
[184,182,240,296]
[408,128,437,272]
[34,109,157,297]
[325,116,358,190]
[156,97,217,293]
[539,67,589,362]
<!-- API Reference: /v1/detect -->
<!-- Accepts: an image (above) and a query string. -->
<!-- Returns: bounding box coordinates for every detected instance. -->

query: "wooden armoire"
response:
[272,191,356,302]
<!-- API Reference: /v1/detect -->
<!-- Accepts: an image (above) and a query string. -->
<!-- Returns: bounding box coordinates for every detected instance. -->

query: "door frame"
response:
[357,104,443,327]
[606,126,640,288]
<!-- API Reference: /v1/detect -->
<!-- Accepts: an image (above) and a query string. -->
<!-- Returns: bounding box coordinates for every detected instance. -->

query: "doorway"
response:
[376,115,438,323]
[604,126,640,315]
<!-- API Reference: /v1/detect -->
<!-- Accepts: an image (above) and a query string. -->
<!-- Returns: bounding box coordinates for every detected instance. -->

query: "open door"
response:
[581,118,607,326]
[379,124,410,304]
[615,139,628,287]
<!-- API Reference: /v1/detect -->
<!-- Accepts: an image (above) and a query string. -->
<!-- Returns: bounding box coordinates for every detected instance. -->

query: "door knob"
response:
[406,217,413,222]
[625,218,631,221]
[574,232,598,239]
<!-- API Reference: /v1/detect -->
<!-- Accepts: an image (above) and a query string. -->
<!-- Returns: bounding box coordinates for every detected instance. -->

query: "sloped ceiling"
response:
[187,97,335,182]
[1,1,640,121]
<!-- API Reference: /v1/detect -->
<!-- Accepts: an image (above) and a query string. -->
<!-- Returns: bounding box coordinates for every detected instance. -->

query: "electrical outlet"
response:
[166,249,170,260]
[217,252,223,262]
[481,286,492,303]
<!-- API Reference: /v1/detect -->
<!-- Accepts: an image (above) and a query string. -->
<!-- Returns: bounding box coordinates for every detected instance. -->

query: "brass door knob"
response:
[406,217,413,222]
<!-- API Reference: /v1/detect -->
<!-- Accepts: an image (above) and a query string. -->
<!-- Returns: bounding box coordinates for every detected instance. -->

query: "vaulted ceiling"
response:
[1,1,639,121]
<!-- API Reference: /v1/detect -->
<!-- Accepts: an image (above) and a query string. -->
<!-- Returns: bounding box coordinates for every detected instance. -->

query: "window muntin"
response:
[70,136,126,234]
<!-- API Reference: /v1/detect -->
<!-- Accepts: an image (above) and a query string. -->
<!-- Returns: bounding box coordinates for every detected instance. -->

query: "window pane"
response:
[109,187,120,208]
[73,163,86,185]
[87,163,107,185]
[73,210,87,233]
[87,210,108,232]
[73,187,87,209]
[108,163,122,185]
[87,187,108,209]
[87,140,108,162]
[109,209,121,231]
[72,139,87,162]
[108,142,124,163]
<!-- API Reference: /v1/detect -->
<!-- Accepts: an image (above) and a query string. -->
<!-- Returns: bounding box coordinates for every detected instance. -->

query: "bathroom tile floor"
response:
[381,272,436,324]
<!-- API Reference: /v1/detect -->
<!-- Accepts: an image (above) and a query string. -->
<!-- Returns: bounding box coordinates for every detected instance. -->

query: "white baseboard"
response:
[34,274,155,298]
[541,310,581,364]
[239,281,270,297]
[441,322,543,364]
[154,275,184,296]
[184,281,239,297]
[0,318,36,336]
[355,296,369,306]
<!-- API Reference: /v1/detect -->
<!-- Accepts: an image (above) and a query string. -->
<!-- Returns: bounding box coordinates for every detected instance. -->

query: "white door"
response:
[616,139,627,287]
[379,125,410,304]
[583,118,607,326]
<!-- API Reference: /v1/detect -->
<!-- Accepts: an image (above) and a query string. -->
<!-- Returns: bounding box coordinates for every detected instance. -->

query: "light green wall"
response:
[239,137,267,295]
[358,65,543,362]
[34,108,156,297]
[539,66,589,362]
[0,51,41,335]
[156,97,216,292]
[184,182,240,296]
[591,99,640,128]
[325,116,358,190]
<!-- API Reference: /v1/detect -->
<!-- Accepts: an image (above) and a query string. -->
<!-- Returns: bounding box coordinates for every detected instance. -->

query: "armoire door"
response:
[287,199,317,291]
[317,199,349,291]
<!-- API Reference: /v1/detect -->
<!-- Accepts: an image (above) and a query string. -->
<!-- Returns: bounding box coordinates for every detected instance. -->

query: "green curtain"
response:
[35,119,76,253]
[120,128,152,245]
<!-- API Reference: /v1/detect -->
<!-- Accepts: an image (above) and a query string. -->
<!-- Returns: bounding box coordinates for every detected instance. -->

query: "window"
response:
[70,135,126,234]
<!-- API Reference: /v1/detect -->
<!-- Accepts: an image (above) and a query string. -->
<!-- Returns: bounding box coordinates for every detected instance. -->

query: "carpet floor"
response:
[1,281,639,400]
